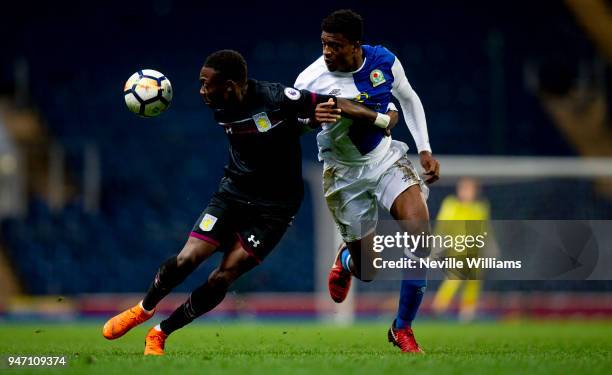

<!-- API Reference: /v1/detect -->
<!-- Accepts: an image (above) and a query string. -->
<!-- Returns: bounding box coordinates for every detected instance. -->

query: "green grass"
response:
[1,321,611,374]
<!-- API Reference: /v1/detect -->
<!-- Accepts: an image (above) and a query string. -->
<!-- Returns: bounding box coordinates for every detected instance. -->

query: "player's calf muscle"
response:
[143,238,217,310]
[207,267,242,290]
[213,253,259,287]
[347,238,377,282]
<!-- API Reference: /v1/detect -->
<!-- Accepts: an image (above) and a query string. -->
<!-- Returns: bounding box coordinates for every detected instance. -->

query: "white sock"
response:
[139,300,154,314]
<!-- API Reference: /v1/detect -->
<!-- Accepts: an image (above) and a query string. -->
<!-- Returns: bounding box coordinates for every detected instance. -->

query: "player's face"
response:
[199,66,231,109]
[321,31,361,72]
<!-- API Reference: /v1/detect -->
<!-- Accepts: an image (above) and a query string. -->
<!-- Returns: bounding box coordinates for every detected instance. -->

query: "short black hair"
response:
[204,50,247,84]
[321,9,363,42]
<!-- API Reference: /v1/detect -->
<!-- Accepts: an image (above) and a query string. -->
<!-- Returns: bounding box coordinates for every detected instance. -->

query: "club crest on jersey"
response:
[253,112,272,132]
[370,69,386,87]
[284,87,301,101]
[199,214,218,232]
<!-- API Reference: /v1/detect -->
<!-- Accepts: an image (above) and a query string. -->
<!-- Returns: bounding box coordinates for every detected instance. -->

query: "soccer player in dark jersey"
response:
[102,50,397,355]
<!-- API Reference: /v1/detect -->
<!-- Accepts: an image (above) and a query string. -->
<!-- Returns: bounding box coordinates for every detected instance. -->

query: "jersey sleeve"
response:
[268,84,334,117]
[294,71,309,90]
[391,57,432,153]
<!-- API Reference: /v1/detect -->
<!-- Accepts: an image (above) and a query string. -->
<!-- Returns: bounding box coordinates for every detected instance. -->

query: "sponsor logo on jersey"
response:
[329,88,342,96]
[354,92,369,103]
[370,69,386,87]
[199,214,218,232]
[284,87,301,101]
[253,112,272,132]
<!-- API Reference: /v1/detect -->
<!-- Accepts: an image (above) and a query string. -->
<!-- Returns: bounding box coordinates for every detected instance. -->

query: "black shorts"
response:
[190,189,299,263]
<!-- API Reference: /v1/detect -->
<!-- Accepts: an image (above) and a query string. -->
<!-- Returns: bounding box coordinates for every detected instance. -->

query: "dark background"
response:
[1,0,610,295]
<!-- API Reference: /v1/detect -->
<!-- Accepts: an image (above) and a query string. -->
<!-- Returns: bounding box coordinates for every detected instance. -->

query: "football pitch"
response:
[1,321,611,374]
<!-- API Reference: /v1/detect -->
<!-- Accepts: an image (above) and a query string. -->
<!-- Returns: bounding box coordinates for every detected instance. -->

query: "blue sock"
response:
[396,279,427,329]
[340,248,351,272]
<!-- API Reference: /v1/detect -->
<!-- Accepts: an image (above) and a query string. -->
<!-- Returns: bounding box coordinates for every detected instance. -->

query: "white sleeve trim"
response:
[391,57,432,153]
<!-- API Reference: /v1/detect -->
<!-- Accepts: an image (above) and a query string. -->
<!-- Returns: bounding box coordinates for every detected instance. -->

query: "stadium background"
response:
[0,0,611,322]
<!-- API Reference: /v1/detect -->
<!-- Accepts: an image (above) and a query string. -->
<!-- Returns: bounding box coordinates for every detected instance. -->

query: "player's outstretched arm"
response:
[391,58,440,184]
[314,98,394,130]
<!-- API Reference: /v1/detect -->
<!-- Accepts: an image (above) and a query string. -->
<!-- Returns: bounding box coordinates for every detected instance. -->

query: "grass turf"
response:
[0,321,611,374]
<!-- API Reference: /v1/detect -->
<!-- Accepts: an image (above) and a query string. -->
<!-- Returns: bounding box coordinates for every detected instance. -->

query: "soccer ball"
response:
[124,69,173,117]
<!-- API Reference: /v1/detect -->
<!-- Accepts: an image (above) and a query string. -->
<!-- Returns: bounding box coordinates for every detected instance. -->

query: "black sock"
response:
[159,279,227,335]
[142,256,196,311]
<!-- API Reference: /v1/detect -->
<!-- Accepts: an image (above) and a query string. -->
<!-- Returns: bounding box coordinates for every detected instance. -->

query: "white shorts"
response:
[322,140,429,242]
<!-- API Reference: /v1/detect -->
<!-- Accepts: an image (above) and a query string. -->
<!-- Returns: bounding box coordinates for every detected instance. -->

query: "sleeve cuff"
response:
[417,143,432,154]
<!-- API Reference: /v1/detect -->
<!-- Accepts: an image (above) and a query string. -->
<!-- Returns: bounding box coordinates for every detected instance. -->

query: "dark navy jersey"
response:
[212,79,330,206]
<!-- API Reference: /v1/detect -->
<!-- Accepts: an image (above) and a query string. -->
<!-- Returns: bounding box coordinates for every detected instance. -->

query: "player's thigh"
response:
[376,154,429,224]
[177,236,218,267]
[327,189,378,243]
[391,186,431,247]
[182,192,237,265]
[212,240,261,285]
[235,204,298,263]
[324,165,378,243]
[391,185,429,223]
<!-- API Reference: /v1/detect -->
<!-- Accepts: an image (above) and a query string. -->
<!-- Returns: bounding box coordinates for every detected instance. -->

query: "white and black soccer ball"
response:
[123,69,173,117]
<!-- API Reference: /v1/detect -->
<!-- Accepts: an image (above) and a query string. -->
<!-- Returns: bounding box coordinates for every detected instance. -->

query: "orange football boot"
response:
[144,327,168,355]
[102,301,155,340]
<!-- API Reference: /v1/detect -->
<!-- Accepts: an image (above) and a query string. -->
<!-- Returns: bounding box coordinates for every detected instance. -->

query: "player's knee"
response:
[177,241,212,268]
[405,229,432,258]
[413,244,431,259]
[176,251,199,268]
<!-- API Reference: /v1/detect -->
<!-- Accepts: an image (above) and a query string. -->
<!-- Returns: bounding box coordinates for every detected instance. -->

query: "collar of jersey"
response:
[329,56,367,76]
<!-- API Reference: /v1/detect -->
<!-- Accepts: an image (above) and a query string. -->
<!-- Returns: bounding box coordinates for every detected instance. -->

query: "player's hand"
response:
[420,151,440,184]
[384,110,399,137]
[315,98,341,124]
